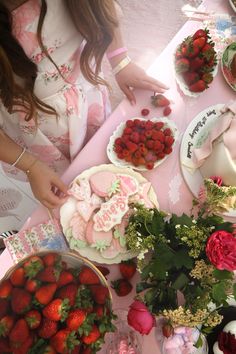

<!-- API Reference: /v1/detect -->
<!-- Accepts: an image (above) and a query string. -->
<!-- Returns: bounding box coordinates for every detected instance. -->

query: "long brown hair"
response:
[0,0,118,121]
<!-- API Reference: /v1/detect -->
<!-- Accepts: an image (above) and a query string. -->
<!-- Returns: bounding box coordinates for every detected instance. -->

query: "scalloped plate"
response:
[107,117,178,171]
[180,103,236,218]
[60,164,158,264]
[221,42,236,91]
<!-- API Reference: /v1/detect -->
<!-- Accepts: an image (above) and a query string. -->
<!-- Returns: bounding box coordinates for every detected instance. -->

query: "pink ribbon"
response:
[192,101,236,168]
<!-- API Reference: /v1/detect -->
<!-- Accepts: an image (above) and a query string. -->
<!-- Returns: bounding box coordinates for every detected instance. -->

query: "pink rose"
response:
[127,300,155,335]
[206,230,236,271]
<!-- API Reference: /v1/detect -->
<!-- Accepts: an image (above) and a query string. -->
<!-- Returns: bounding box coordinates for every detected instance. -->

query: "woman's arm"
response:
[106,2,169,104]
[0,129,68,209]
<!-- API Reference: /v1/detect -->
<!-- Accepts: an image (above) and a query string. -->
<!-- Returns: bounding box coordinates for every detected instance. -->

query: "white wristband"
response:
[11,147,26,167]
[113,56,131,75]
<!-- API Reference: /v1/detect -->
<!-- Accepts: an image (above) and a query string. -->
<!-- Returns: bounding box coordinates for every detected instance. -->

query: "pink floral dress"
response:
[0,0,110,181]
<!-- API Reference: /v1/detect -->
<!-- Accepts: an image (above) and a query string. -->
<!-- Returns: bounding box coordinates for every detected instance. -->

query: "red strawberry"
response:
[25,278,41,293]
[183,71,199,85]
[82,325,100,345]
[25,309,41,329]
[37,266,61,283]
[201,42,216,61]
[0,315,15,337]
[163,106,172,116]
[181,39,200,58]
[151,94,170,107]
[0,298,9,319]
[43,252,61,267]
[163,128,172,136]
[10,267,26,287]
[165,136,174,147]
[57,283,78,307]
[11,335,34,354]
[0,337,11,352]
[189,57,204,72]
[9,319,29,346]
[189,79,207,92]
[193,29,208,40]
[96,266,110,277]
[57,270,75,288]
[78,266,100,285]
[94,305,105,319]
[175,57,190,74]
[146,162,154,170]
[35,283,57,305]
[38,318,58,339]
[111,279,133,297]
[23,255,44,278]
[141,108,150,116]
[43,298,70,322]
[90,284,109,305]
[66,309,86,330]
[162,323,174,338]
[119,260,137,279]
[50,329,79,353]
[11,288,32,314]
[0,280,12,299]
[193,36,206,49]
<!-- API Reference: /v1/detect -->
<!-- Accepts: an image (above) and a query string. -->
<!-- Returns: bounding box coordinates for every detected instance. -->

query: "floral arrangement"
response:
[125,195,236,350]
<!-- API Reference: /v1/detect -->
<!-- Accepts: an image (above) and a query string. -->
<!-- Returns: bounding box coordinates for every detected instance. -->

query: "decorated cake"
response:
[60,164,158,264]
[207,306,236,354]
[192,101,236,187]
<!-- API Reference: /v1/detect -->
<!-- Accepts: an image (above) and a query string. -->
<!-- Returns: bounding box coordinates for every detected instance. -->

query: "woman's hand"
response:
[27,160,68,209]
[114,61,169,104]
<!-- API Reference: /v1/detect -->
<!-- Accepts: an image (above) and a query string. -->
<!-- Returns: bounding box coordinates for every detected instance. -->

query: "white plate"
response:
[107,117,178,171]
[229,0,236,13]
[180,104,236,218]
[60,164,158,264]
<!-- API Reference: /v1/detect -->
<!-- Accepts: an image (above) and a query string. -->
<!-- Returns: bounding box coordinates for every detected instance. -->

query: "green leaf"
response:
[172,273,189,290]
[213,269,233,280]
[170,213,193,227]
[195,334,203,348]
[233,283,236,300]
[212,282,227,304]
[173,249,194,270]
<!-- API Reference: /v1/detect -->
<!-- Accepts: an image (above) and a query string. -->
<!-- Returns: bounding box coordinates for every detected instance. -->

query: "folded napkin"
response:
[4,219,68,263]
[191,100,236,170]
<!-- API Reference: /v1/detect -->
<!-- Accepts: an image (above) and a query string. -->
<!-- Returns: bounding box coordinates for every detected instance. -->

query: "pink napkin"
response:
[4,219,68,263]
[192,101,236,168]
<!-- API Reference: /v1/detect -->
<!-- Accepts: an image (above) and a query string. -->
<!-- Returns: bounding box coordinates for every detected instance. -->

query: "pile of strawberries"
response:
[113,118,175,170]
[175,28,217,93]
[0,252,115,354]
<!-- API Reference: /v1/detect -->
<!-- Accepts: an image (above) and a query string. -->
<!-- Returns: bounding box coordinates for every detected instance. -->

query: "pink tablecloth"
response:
[0,0,235,352]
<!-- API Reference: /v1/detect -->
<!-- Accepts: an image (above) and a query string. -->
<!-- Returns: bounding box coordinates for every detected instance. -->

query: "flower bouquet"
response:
[125,200,236,353]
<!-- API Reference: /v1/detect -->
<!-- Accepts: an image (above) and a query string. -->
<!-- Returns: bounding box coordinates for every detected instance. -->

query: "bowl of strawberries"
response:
[107,117,178,171]
[0,250,115,354]
[174,28,218,97]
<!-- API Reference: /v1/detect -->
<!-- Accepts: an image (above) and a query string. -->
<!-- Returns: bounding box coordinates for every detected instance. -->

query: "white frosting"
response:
[213,341,224,354]
[223,320,236,335]
[200,140,236,186]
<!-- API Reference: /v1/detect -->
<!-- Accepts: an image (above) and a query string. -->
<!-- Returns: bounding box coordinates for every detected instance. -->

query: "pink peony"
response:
[206,230,236,271]
[127,300,155,335]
